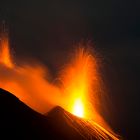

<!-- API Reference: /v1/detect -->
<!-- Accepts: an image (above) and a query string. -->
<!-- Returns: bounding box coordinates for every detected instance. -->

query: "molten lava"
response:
[59,47,100,120]
[73,98,84,118]
[0,31,119,139]
[0,33,13,68]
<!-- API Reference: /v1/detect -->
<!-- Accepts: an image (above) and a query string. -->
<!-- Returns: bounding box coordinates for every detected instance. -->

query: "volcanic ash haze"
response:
[0,32,119,139]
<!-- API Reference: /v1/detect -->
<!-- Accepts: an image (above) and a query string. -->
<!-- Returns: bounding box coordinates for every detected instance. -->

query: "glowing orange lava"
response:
[0,32,101,121]
[0,32,119,139]
[60,47,100,120]
[72,98,84,117]
[0,32,13,68]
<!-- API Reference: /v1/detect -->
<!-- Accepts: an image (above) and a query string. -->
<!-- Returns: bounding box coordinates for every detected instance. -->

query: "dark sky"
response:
[0,0,140,139]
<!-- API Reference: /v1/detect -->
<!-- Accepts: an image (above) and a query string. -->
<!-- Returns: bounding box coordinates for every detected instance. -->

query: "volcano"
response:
[0,88,118,140]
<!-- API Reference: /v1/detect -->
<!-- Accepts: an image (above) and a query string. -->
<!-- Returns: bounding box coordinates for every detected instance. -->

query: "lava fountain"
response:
[0,31,119,139]
[59,46,101,120]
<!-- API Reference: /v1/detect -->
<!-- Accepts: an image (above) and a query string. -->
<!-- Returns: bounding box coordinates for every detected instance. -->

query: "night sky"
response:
[0,0,140,139]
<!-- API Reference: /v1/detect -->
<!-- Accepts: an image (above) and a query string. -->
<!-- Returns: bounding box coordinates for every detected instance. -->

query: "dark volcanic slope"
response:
[0,88,116,140]
[0,88,54,139]
[46,107,116,140]
[0,88,88,140]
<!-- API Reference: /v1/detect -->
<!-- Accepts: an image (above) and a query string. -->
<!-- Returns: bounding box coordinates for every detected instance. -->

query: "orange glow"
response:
[0,32,119,139]
[73,98,84,117]
[0,33,13,68]
[60,47,100,119]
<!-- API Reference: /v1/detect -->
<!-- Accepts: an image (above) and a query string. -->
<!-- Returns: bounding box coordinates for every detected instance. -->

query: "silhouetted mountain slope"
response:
[0,88,53,139]
[46,106,116,140]
[0,88,116,140]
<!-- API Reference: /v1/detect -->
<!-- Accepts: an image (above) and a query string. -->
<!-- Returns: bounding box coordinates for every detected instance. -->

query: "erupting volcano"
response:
[0,29,120,139]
